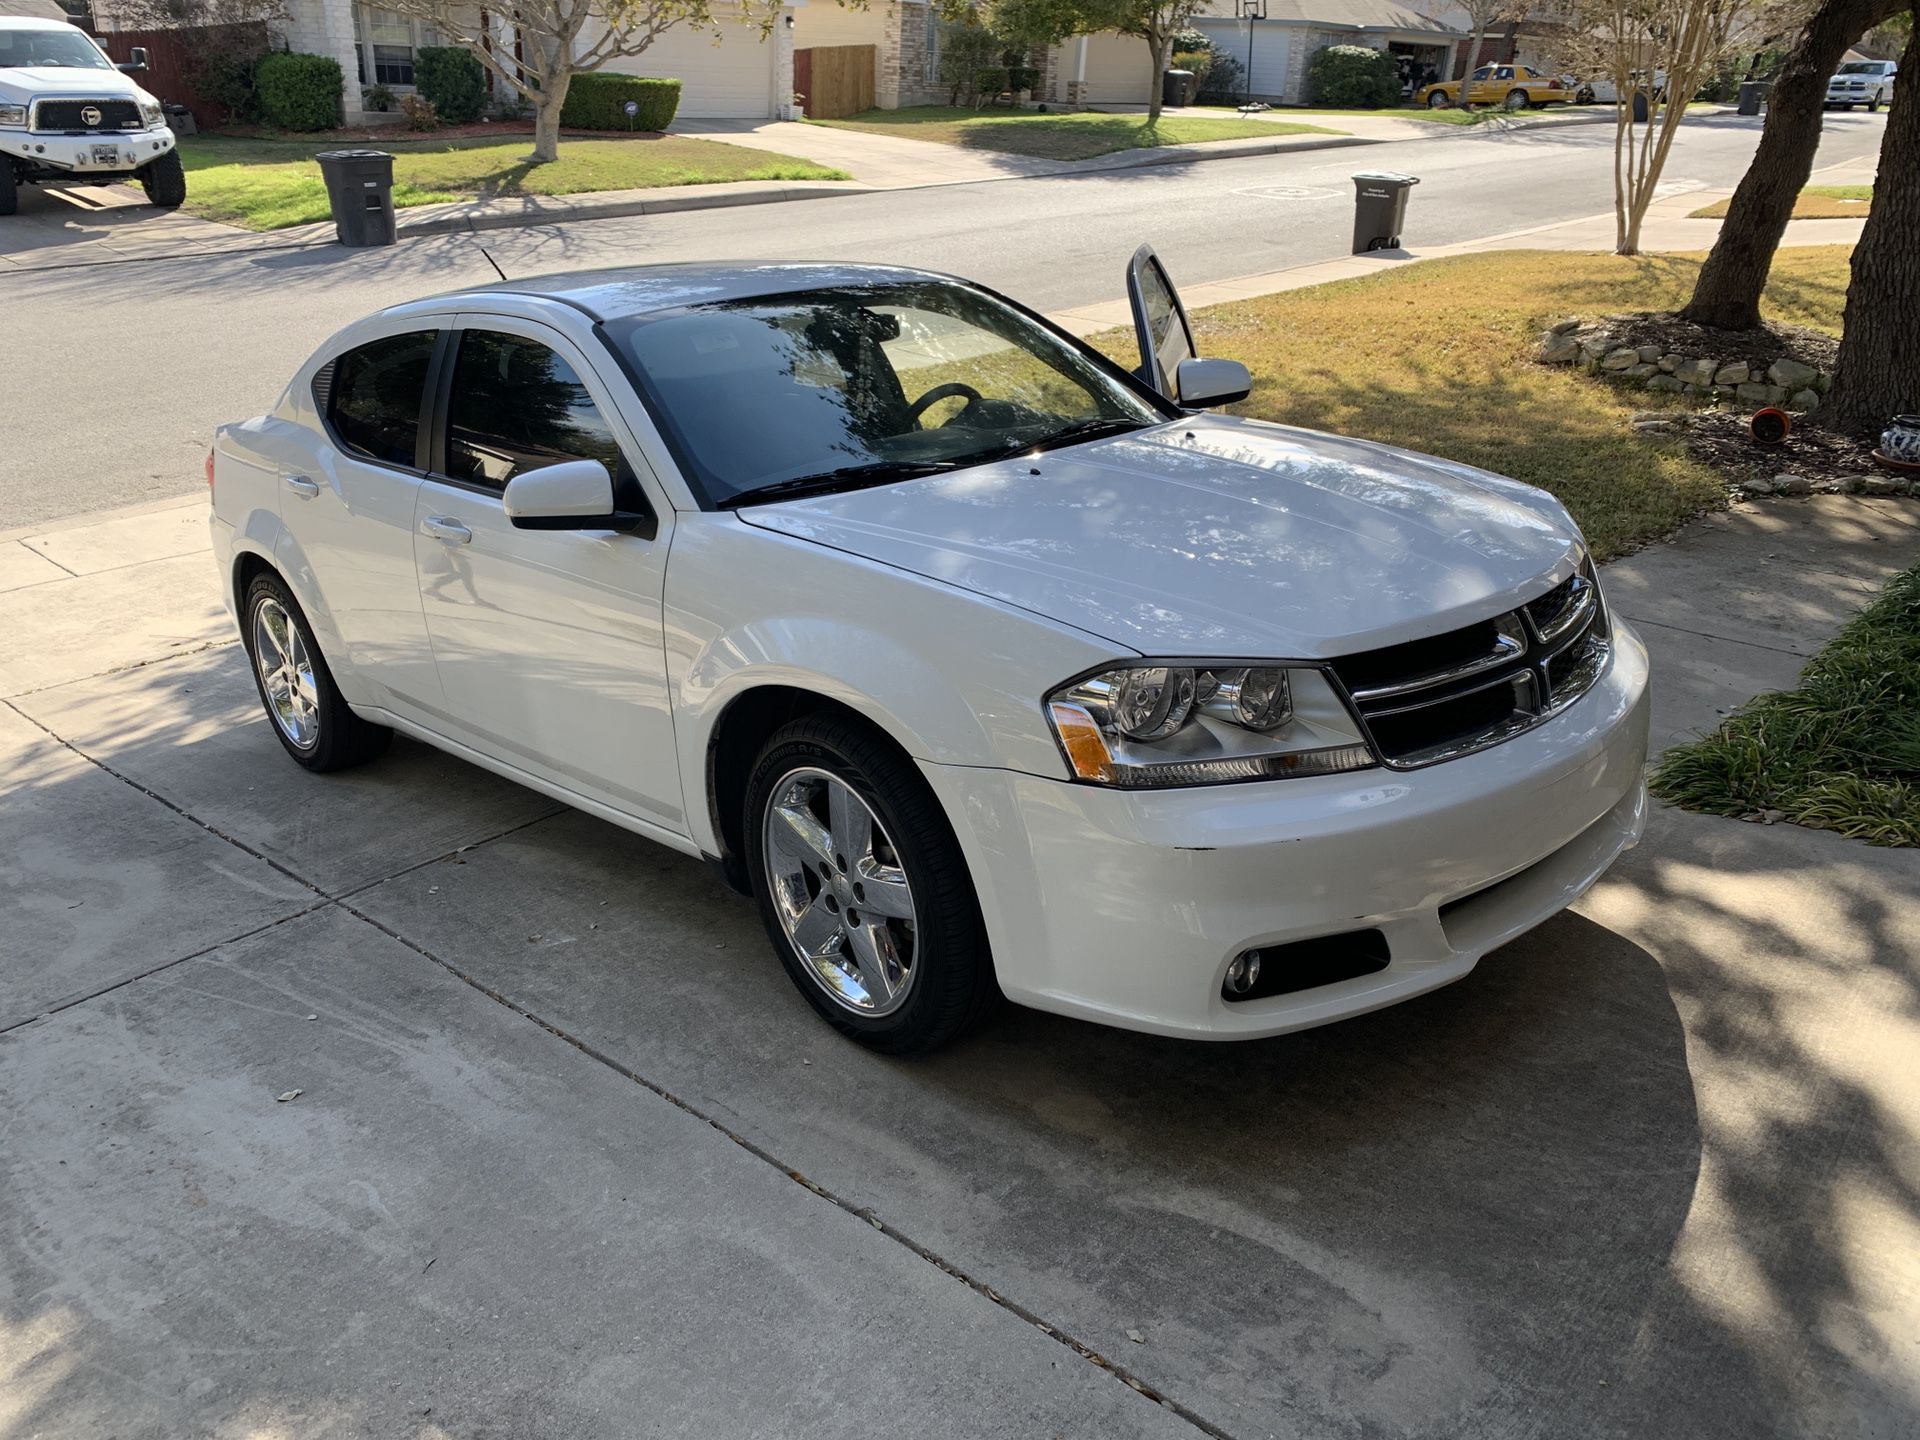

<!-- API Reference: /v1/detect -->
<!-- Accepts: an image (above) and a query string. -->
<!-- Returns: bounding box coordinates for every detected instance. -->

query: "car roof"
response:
[426,262,957,323]
[0,14,87,27]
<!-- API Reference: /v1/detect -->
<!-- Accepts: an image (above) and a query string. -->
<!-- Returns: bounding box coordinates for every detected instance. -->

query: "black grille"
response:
[1331,566,1609,769]
[31,98,142,132]
[1222,929,1391,1003]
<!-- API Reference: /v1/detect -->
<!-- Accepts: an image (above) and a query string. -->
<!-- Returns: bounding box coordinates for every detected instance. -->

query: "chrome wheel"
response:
[251,596,320,751]
[761,766,919,1016]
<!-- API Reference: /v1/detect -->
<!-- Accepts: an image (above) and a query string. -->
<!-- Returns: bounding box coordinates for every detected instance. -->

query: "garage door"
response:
[596,13,777,118]
[1192,20,1291,101]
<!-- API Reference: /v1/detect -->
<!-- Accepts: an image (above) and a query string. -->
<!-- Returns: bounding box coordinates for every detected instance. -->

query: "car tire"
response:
[1868,93,1881,112]
[242,572,391,773]
[745,714,998,1054]
[1504,89,1530,111]
[0,161,17,217]
[138,150,185,208]
[1428,91,1451,109]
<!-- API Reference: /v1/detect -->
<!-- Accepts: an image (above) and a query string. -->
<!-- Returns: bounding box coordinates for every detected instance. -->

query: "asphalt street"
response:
[0,108,1887,528]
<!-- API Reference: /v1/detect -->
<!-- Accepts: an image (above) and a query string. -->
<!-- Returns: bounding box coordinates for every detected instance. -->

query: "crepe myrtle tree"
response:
[935,0,1205,120]
[1551,0,1749,252]
[379,0,758,162]
[1437,0,1528,109]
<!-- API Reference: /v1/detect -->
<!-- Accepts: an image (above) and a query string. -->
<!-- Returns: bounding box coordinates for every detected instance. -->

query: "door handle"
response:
[421,515,472,545]
[283,474,320,499]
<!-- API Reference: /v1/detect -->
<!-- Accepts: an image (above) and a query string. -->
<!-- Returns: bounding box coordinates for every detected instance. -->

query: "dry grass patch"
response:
[1092,247,1853,560]
[1689,184,1872,220]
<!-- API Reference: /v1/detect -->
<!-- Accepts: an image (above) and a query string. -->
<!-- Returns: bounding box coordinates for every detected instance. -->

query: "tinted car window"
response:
[446,330,625,490]
[328,331,436,468]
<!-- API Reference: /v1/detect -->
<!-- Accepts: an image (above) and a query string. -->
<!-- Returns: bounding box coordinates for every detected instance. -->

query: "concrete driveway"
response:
[2,495,1918,1438]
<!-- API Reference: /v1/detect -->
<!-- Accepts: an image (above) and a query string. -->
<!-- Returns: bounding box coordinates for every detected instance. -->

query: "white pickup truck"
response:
[0,15,182,215]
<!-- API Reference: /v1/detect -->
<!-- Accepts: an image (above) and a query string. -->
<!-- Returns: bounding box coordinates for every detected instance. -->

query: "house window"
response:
[924,4,939,84]
[351,4,439,90]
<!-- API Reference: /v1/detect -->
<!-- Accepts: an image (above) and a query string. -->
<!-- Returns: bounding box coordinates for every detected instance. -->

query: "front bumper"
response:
[923,621,1651,1040]
[1,125,175,176]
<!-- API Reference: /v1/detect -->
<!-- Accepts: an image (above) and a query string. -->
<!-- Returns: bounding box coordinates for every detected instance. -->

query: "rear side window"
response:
[445,330,625,490]
[324,331,436,468]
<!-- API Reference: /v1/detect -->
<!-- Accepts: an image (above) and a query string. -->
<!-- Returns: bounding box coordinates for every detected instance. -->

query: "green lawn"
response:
[810,105,1339,160]
[177,133,849,231]
[1689,184,1872,220]
[1090,247,1852,561]
[1651,560,1920,846]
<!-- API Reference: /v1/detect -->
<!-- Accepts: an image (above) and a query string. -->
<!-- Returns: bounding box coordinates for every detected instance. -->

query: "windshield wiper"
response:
[716,459,959,509]
[1028,416,1154,454]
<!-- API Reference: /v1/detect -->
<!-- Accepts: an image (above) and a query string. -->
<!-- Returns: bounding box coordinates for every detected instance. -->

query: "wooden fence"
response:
[95,21,268,131]
[794,44,875,120]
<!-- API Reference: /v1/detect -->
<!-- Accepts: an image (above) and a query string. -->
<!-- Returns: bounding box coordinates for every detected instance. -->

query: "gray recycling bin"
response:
[315,149,397,248]
[1162,69,1196,108]
[1737,79,1769,115]
[1351,170,1418,253]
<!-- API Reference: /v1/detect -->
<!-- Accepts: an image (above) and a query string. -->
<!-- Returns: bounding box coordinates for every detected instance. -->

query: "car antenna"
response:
[477,245,508,283]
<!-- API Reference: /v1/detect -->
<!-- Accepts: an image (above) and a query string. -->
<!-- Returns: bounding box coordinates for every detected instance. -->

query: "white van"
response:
[0,15,182,215]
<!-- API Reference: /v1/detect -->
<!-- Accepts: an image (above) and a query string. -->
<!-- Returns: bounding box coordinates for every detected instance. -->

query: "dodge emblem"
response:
[80,105,103,126]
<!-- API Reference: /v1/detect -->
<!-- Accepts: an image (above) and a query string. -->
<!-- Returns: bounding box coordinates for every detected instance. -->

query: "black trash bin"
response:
[1162,69,1196,109]
[1351,170,1418,253]
[315,149,397,247]
[1737,79,1769,115]
[1631,87,1651,122]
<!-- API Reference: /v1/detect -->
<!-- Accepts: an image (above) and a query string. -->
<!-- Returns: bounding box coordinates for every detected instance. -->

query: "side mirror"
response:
[1126,243,1196,401]
[502,459,646,533]
[1175,358,1251,409]
[118,47,149,72]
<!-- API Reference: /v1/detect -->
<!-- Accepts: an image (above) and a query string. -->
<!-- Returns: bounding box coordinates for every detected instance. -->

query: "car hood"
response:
[737,416,1585,658]
[0,67,147,99]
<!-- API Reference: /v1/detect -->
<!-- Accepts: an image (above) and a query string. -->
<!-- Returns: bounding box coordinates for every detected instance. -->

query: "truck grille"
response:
[1331,564,1610,768]
[30,98,143,132]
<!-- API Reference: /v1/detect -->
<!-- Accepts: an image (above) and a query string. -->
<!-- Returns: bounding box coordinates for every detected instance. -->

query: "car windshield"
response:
[0,29,113,69]
[1836,62,1883,74]
[601,280,1171,507]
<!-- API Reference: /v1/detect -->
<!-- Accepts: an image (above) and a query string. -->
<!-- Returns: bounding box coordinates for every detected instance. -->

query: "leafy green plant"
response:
[414,46,487,124]
[1195,45,1242,104]
[558,73,682,131]
[255,51,342,133]
[400,92,439,131]
[1652,562,1920,845]
[1171,47,1212,95]
[361,83,395,113]
[1305,43,1400,108]
[938,20,1000,104]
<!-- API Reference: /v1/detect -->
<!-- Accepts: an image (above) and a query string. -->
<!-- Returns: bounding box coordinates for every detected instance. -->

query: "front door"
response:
[411,317,686,835]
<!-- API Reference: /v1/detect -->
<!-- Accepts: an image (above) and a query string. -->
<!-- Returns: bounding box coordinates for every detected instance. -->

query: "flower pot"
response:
[1880,414,1920,464]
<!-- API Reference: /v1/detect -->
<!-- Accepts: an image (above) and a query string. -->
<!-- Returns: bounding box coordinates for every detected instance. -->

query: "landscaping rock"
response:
[1789,388,1819,413]
[1741,476,1777,496]
[1580,336,1613,362]
[1536,331,1583,364]
[1736,382,1791,407]
[1863,475,1904,496]
[1811,371,1832,394]
[1772,473,1814,496]
[1624,362,1660,380]
[1601,348,1640,372]
[1657,353,1681,373]
[1636,344,1663,363]
[1768,357,1820,390]
[1674,358,1718,387]
[1647,374,1686,393]
[1549,316,1584,335]
[1714,363,1750,386]
[1819,476,1863,494]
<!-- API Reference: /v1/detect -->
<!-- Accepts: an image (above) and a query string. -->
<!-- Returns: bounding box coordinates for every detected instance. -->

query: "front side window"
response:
[445,330,625,489]
[602,281,1167,506]
[327,330,436,468]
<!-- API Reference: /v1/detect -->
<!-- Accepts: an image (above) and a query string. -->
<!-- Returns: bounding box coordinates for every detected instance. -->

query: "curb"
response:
[394,180,875,238]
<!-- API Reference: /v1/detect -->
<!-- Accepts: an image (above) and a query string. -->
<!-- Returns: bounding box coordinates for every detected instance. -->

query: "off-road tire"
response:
[138,150,185,208]
[0,162,17,217]
[745,714,999,1054]
[242,572,391,773]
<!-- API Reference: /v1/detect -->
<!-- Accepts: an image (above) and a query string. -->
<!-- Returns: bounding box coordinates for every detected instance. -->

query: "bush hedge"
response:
[1305,44,1399,108]
[255,50,342,132]
[558,73,681,131]
[415,45,487,124]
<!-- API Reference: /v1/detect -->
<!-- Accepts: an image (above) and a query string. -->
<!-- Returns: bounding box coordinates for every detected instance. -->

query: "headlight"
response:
[138,99,165,128]
[0,103,27,128]
[1046,662,1376,787]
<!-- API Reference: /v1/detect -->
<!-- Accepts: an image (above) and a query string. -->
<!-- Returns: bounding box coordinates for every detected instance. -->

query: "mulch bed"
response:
[1600,311,1839,375]
[206,121,671,144]
[1684,409,1887,488]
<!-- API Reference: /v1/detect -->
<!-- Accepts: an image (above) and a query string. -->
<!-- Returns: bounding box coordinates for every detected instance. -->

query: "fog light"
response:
[1224,951,1262,996]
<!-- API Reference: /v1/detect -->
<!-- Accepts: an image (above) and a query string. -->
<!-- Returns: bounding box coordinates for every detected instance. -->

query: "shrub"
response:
[361,82,395,112]
[193,45,267,124]
[975,66,1008,100]
[1305,44,1399,108]
[415,45,487,124]
[400,92,439,130]
[255,50,342,132]
[558,72,681,131]
[1195,45,1243,104]
[1171,47,1212,96]
[1007,64,1040,94]
[937,19,999,103]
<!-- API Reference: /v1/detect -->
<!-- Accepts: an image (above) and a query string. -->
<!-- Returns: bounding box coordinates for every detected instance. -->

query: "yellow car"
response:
[1417,63,1575,111]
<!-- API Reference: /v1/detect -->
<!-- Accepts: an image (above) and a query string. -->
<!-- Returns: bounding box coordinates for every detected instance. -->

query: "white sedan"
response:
[209,249,1649,1053]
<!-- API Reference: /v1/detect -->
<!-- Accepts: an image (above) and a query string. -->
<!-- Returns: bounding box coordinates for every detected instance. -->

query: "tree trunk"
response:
[1824,20,1920,435]
[1145,33,1168,123]
[1676,0,1904,330]
[1458,27,1486,109]
[530,72,570,163]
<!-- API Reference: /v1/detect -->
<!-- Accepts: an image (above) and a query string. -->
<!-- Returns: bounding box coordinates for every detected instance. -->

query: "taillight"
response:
[205,450,215,492]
